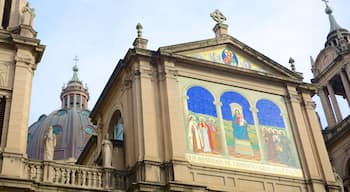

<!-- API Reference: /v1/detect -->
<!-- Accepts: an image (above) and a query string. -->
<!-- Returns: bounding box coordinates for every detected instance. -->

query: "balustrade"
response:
[23,160,112,190]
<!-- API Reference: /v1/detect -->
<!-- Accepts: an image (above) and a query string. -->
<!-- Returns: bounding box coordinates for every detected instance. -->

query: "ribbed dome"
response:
[27,109,96,161]
[27,63,96,162]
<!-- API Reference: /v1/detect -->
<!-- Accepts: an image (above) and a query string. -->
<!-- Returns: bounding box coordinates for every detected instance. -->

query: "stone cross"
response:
[210,9,227,24]
[136,23,143,38]
[289,57,296,71]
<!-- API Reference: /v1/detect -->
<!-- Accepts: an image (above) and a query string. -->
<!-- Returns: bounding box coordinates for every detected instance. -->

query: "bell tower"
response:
[312,1,350,128]
[0,0,45,177]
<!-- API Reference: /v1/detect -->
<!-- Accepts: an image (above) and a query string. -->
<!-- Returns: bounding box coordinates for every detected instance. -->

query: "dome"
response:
[27,109,96,161]
[27,62,95,162]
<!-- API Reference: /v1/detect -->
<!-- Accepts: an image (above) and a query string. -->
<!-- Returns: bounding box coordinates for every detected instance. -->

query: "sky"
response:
[28,0,350,127]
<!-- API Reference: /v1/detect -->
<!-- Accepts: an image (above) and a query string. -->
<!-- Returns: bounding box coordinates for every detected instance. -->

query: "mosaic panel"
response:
[179,77,302,177]
[182,46,270,73]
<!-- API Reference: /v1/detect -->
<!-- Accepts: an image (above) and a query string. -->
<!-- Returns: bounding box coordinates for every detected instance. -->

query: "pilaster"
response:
[300,91,337,186]
[158,58,186,162]
[286,85,326,191]
[5,49,34,155]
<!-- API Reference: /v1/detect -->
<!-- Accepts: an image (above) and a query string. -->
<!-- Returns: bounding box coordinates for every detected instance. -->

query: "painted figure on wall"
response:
[198,117,214,153]
[207,117,219,152]
[231,104,254,156]
[188,115,202,153]
[222,48,238,66]
[263,127,277,161]
[277,130,296,167]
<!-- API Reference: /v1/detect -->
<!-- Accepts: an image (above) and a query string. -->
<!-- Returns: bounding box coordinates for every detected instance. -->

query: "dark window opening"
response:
[2,0,12,29]
[333,39,337,46]
[0,96,6,143]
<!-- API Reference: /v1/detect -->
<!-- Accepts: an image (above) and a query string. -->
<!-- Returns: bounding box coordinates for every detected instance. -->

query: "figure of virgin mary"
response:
[230,104,254,156]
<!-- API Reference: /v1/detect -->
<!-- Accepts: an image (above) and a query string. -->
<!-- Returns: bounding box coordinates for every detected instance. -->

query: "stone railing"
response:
[23,159,118,190]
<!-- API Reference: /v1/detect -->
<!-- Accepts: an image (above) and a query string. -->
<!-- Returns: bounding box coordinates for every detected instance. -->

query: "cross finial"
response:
[322,0,329,6]
[73,55,79,66]
[210,9,226,24]
[136,23,143,38]
[289,57,296,72]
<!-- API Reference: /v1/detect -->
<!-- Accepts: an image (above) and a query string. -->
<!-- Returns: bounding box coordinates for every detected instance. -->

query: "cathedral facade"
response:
[0,0,344,191]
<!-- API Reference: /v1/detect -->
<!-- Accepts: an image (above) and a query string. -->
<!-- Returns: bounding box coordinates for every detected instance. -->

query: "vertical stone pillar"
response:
[318,88,336,127]
[159,59,186,161]
[286,86,326,192]
[215,100,228,156]
[132,63,144,161]
[301,92,337,185]
[345,64,350,80]
[327,82,343,122]
[2,50,35,177]
[67,94,70,110]
[138,59,160,163]
[73,94,77,110]
[340,70,350,106]
[0,0,5,29]
[5,56,33,154]
[8,0,27,29]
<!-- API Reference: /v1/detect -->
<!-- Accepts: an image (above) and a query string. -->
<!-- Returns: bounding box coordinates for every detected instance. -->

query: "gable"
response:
[181,45,271,73]
[160,37,302,80]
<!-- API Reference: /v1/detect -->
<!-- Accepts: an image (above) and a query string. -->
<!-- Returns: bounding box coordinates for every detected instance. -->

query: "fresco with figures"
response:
[182,46,270,73]
[179,77,302,177]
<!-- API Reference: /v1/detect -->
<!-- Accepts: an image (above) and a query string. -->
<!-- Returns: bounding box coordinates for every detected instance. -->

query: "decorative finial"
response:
[133,23,148,49]
[322,0,332,14]
[289,57,296,71]
[136,23,143,38]
[73,55,79,65]
[71,56,80,81]
[210,9,226,24]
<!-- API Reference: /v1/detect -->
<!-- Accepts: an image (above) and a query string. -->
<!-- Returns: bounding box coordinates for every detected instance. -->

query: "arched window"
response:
[114,112,123,141]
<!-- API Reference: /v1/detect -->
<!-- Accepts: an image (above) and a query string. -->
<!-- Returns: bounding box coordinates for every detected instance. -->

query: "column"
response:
[67,95,70,110]
[73,94,77,110]
[80,94,83,109]
[215,100,228,156]
[340,70,350,106]
[327,82,343,122]
[345,64,350,81]
[0,0,5,29]
[250,106,265,162]
[318,88,336,127]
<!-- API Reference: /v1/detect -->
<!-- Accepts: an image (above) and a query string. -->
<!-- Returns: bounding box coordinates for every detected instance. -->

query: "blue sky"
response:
[28,0,350,127]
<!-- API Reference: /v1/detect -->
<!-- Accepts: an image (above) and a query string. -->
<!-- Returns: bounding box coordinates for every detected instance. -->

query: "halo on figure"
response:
[230,103,242,116]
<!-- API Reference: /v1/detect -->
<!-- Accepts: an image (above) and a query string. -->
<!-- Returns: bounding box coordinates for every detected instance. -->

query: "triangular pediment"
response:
[159,37,302,80]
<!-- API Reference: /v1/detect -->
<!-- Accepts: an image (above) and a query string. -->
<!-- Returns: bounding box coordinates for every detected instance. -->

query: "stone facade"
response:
[0,1,343,192]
